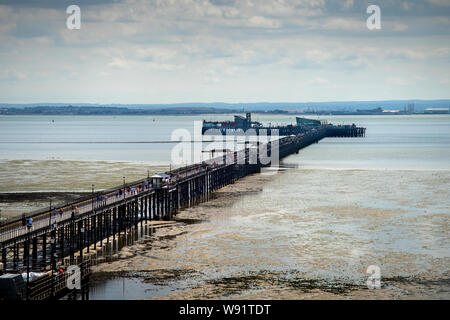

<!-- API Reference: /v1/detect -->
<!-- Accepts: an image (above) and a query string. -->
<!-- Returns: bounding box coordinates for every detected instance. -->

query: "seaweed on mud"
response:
[204,274,268,298]
[174,218,206,225]
[142,269,198,285]
[383,275,450,287]
[156,231,189,241]
[90,270,133,282]
[276,277,364,295]
[91,268,198,284]
[197,270,367,298]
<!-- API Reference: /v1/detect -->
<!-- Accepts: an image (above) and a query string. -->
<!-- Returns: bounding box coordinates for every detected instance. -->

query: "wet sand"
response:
[1,159,448,299]
[90,168,450,300]
[0,159,167,222]
[0,192,89,221]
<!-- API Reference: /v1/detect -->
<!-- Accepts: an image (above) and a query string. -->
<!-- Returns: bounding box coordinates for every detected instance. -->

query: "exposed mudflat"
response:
[0,159,167,221]
[1,159,448,299]
[90,169,450,300]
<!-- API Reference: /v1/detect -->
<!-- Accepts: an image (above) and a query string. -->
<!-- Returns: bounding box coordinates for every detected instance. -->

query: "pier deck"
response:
[0,123,365,300]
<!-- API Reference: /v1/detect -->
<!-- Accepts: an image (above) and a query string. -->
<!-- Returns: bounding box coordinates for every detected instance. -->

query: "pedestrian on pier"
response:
[53,208,57,216]
[27,217,33,231]
[59,209,63,218]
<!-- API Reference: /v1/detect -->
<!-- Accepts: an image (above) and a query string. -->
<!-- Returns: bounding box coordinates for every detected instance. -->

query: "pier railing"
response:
[0,123,365,300]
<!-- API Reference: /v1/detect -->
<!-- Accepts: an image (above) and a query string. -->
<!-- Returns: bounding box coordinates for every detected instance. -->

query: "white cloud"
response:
[308,76,330,85]
[247,16,281,28]
[391,23,409,32]
[108,57,131,69]
[322,17,364,31]
[0,0,449,103]
[343,0,354,9]
[386,77,411,86]
[0,70,27,81]
[427,0,450,6]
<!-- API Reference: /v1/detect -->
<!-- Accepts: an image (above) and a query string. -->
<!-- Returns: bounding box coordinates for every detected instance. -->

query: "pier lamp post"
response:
[50,235,55,298]
[48,200,52,226]
[80,226,84,262]
[26,233,30,301]
[123,177,126,199]
[92,184,94,211]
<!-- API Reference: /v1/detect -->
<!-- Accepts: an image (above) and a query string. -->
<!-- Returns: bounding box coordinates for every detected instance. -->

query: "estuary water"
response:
[1,114,449,169]
[1,114,449,299]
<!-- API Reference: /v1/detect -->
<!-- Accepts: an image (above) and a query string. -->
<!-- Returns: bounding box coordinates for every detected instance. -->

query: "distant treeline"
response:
[1,105,448,116]
[0,106,242,115]
[2,100,450,112]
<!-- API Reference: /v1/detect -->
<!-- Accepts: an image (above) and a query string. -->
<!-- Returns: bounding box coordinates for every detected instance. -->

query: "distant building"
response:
[234,115,249,130]
[424,108,449,114]
[296,117,321,127]
[407,103,415,114]
[356,107,383,114]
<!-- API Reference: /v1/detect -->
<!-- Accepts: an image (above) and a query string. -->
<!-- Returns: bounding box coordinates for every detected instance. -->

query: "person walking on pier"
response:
[27,217,33,231]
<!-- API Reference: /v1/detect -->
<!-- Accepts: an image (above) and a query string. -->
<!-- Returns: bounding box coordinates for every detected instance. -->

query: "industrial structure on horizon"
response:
[202,113,364,137]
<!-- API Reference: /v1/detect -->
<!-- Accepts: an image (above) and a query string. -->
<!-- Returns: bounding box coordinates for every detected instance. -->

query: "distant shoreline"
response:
[0,104,449,116]
[0,110,449,117]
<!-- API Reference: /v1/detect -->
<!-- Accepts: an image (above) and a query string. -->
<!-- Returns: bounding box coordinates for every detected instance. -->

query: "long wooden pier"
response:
[0,123,365,299]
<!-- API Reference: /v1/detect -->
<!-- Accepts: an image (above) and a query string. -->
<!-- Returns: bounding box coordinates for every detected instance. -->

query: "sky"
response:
[0,0,449,104]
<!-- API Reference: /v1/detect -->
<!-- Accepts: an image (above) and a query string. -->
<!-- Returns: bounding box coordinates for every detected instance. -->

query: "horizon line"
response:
[1,98,450,106]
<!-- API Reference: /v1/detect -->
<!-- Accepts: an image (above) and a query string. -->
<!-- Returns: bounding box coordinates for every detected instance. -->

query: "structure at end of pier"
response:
[202,113,365,137]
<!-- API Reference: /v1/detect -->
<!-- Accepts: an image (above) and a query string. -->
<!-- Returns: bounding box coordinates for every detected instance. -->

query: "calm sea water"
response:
[1,114,449,299]
[1,114,449,169]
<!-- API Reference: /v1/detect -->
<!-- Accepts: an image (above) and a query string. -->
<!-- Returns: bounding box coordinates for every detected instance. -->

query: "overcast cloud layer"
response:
[0,0,449,103]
